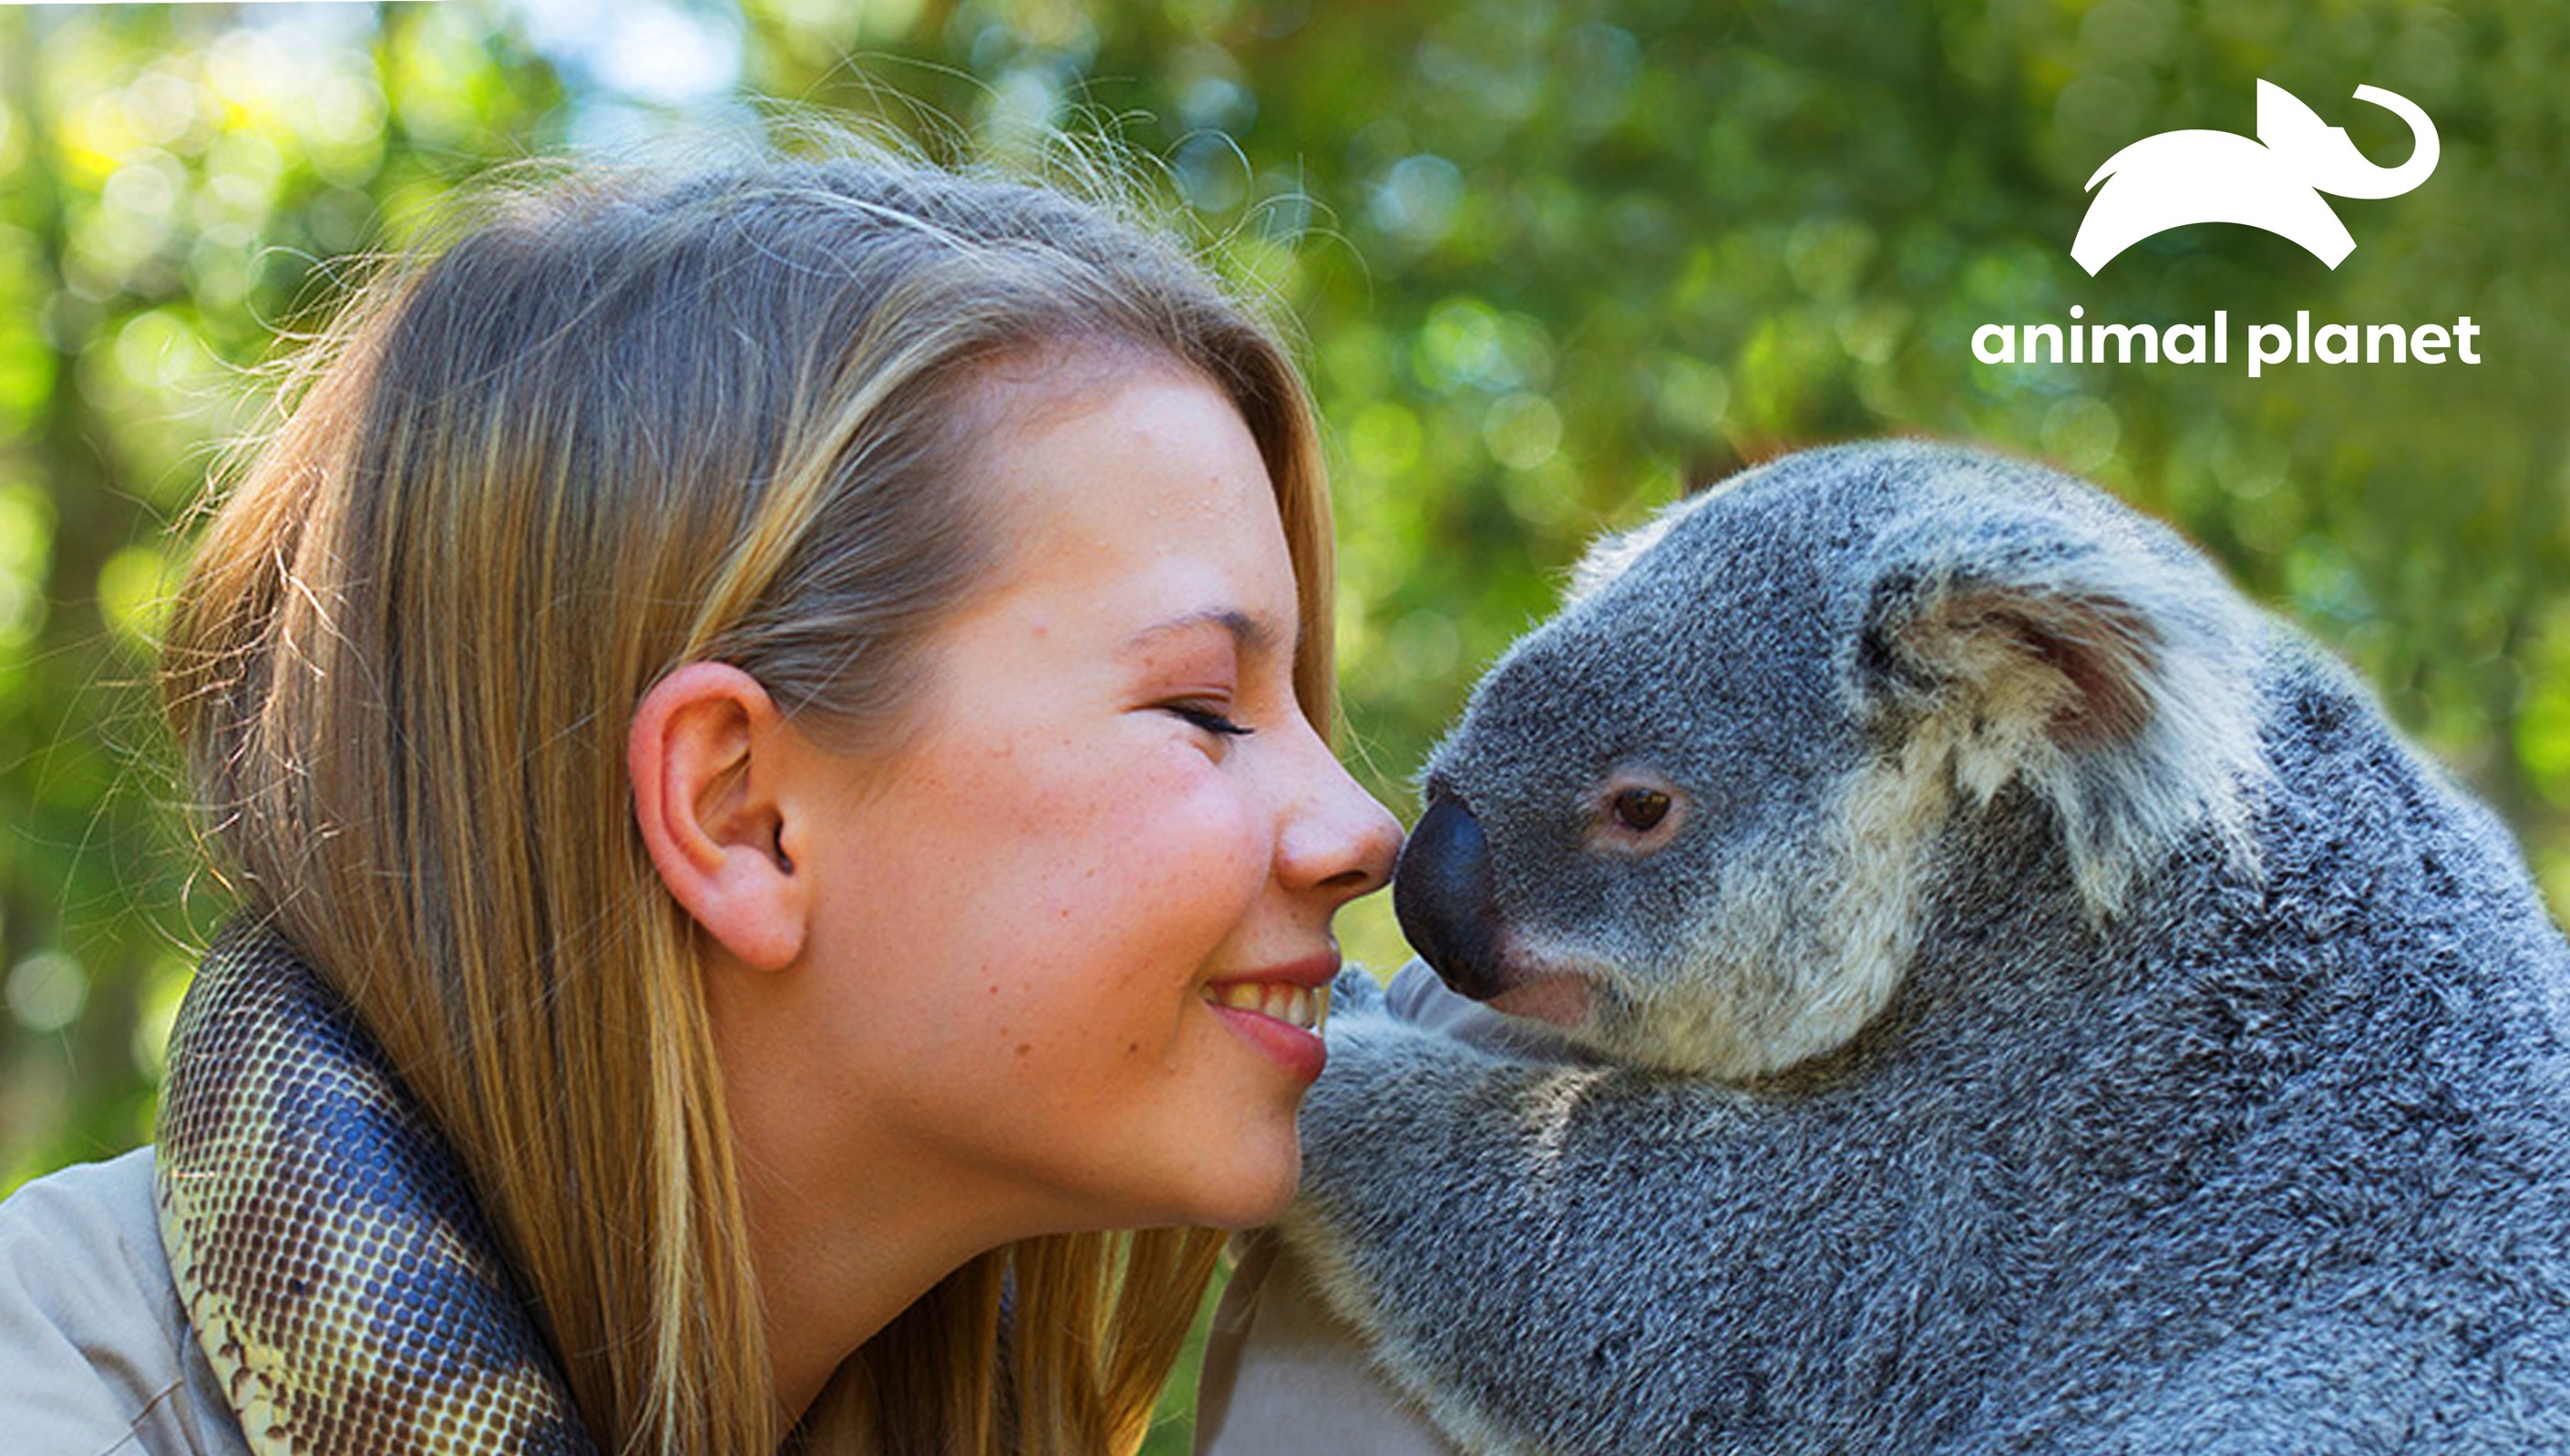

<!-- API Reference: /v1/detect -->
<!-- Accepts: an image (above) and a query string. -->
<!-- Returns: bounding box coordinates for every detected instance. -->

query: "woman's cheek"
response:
[1159,747,1273,905]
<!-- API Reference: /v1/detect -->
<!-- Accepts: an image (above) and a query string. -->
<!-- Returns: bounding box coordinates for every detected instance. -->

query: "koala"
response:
[1281,441,2570,1455]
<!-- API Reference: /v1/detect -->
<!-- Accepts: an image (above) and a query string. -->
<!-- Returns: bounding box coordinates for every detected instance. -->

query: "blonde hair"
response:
[160,149,1338,1453]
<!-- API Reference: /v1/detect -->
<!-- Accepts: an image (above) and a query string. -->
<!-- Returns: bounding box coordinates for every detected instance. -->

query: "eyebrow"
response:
[1119,608,1286,660]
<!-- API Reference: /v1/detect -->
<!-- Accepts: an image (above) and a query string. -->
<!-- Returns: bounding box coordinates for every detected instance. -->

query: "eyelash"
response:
[1167,703,1255,738]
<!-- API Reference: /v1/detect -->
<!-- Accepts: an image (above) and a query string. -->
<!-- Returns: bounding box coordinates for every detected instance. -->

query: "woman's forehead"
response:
[944,364,1297,643]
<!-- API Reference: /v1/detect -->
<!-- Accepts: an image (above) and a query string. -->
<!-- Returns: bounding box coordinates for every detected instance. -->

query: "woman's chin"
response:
[1180,1140,1303,1231]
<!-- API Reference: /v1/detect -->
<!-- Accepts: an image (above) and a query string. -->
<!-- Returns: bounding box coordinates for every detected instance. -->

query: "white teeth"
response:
[1203,979,1329,1031]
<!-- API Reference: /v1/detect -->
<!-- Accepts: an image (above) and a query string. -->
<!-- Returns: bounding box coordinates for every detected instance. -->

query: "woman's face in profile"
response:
[770,360,1401,1236]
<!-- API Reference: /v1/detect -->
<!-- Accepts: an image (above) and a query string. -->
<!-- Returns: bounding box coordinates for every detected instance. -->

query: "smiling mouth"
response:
[1200,980,1331,1032]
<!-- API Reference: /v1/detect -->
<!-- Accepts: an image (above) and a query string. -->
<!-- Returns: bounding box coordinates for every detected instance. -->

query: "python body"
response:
[155,923,596,1455]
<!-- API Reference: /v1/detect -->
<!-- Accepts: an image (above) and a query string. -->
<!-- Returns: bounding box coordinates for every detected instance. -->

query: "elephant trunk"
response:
[2309,84,2441,200]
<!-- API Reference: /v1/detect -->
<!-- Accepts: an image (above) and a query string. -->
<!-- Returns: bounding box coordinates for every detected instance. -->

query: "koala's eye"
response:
[1612,786,1670,831]
[1587,769,1684,856]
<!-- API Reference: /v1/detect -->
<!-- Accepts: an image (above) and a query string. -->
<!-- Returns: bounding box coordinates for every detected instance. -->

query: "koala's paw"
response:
[1300,979,1414,1159]
[1295,964,1537,1243]
[1325,961,1389,1021]
[1286,969,1547,1435]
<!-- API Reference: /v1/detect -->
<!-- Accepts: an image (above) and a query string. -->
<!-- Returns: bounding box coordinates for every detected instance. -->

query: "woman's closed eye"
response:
[1165,702,1254,738]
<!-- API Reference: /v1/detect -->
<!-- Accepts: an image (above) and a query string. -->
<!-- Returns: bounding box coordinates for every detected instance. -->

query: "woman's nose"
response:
[1277,734,1403,902]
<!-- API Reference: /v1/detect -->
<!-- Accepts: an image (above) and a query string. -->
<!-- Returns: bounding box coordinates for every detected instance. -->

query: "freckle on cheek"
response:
[1016,1042,1032,1057]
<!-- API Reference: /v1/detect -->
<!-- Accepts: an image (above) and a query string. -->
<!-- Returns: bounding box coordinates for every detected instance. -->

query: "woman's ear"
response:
[628,661,807,971]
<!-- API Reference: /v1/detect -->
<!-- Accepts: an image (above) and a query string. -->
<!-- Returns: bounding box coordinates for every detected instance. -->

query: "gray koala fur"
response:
[1282,440,2570,1454]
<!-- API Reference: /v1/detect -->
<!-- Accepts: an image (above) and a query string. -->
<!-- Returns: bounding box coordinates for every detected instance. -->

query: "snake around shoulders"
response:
[154,922,599,1455]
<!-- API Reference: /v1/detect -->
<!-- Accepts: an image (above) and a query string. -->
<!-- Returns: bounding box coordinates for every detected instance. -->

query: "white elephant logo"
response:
[2071,80,2439,275]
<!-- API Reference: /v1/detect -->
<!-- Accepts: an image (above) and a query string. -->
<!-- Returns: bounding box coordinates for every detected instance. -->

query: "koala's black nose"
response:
[1394,794,1506,1002]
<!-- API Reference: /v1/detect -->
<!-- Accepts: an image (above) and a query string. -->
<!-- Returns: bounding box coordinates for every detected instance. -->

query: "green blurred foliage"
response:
[0,2,2563,1443]
[0,2,566,1187]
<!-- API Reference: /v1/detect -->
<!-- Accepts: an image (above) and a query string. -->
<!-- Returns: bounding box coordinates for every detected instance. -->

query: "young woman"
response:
[0,149,1400,1454]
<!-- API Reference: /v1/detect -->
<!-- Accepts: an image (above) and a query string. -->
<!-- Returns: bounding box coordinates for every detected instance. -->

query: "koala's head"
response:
[1395,441,2267,1080]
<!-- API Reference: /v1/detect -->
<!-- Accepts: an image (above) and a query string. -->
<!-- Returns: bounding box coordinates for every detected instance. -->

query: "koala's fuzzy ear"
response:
[1854,512,2265,915]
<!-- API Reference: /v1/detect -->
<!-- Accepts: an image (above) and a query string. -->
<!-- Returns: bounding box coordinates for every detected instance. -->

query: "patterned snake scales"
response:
[155,923,599,1454]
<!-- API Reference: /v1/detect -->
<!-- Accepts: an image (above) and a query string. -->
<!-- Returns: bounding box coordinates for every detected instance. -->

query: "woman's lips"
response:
[1204,979,1329,1029]
[1201,978,1331,1082]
